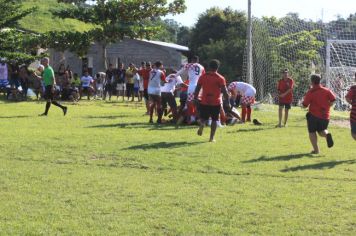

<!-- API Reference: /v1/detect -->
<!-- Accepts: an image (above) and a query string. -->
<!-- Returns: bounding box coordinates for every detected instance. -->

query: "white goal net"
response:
[243,13,356,108]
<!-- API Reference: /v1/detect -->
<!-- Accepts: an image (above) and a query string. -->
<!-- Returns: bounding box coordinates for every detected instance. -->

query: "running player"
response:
[194,59,229,142]
[302,74,336,154]
[228,81,256,122]
[148,61,166,124]
[176,56,205,124]
[277,68,294,127]
[345,73,356,140]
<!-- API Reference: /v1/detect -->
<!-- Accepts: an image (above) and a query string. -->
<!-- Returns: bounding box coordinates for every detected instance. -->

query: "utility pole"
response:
[247,0,253,85]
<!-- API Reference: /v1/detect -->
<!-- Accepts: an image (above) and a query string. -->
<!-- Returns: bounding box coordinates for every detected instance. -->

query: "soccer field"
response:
[0,100,355,235]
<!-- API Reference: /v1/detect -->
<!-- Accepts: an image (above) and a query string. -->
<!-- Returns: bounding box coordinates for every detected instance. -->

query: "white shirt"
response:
[229,82,256,97]
[176,63,205,94]
[148,69,166,96]
[161,74,183,94]
[81,75,93,88]
[0,63,8,81]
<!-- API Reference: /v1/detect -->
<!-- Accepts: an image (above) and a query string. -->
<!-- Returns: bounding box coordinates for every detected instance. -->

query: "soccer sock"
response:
[241,106,247,122]
[220,108,226,124]
[157,108,163,122]
[187,102,195,117]
[45,101,51,114]
[52,101,65,109]
[247,106,252,121]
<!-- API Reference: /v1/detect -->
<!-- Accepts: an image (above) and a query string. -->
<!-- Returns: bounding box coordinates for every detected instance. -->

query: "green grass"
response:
[19,0,94,33]
[0,99,355,235]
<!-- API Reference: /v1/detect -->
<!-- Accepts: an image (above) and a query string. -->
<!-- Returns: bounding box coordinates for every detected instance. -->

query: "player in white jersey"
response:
[148,61,167,124]
[228,81,256,122]
[176,55,205,124]
[161,71,185,122]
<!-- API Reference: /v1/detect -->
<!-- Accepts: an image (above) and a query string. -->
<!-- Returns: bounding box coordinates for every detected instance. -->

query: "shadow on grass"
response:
[87,122,151,129]
[85,115,129,119]
[280,159,356,172]
[123,141,204,150]
[0,115,31,119]
[228,126,276,133]
[87,122,198,130]
[242,153,312,163]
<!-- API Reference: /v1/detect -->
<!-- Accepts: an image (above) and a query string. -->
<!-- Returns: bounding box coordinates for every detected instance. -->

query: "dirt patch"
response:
[330,119,350,128]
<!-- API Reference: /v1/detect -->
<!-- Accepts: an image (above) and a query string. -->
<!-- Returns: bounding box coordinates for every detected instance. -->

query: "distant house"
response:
[49,38,189,75]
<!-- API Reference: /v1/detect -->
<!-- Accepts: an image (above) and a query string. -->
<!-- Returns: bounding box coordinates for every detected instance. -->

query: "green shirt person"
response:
[38,57,67,116]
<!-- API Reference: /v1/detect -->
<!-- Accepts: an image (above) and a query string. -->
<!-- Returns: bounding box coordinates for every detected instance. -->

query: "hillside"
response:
[19,0,94,33]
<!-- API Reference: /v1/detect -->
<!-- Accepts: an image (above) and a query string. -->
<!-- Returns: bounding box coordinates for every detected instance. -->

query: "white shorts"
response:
[96,84,103,91]
[116,83,125,90]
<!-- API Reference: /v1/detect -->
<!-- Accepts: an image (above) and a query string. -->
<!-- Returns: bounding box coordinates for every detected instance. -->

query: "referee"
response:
[38,57,67,116]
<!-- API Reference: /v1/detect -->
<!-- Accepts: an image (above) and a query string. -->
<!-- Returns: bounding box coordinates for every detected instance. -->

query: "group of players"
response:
[34,55,356,152]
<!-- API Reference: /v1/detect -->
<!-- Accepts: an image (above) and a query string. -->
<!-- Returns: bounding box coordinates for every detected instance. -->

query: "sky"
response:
[166,0,356,26]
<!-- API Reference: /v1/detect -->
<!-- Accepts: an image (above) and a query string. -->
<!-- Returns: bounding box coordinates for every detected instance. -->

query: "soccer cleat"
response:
[197,126,203,136]
[149,119,153,123]
[253,119,262,126]
[38,113,47,116]
[63,107,68,116]
[326,133,334,148]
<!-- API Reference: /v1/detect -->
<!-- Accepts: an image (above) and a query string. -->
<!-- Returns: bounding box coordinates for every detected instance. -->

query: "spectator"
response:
[116,62,126,101]
[80,70,94,100]
[0,58,10,98]
[104,63,115,101]
[19,65,30,100]
[126,63,135,101]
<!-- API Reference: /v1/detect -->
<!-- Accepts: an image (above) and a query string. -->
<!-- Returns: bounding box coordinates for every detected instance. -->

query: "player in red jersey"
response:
[138,62,152,114]
[277,69,294,127]
[176,56,205,124]
[345,72,356,140]
[302,74,336,154]
[194,59,229,142]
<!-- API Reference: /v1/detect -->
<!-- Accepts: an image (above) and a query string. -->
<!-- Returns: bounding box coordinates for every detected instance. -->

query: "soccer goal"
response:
[326,39,356,109]
[243,7,356,106]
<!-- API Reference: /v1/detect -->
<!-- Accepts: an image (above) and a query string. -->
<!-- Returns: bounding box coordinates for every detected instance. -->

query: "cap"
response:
[282,68,289,73]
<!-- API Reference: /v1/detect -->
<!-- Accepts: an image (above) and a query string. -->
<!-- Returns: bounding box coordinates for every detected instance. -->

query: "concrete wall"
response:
[50,39,184,76]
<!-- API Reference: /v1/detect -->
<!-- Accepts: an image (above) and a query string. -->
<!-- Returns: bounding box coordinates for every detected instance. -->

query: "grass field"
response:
[0,99,355,235]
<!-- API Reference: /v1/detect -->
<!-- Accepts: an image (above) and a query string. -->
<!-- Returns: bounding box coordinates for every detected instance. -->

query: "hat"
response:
[282,68,289,73]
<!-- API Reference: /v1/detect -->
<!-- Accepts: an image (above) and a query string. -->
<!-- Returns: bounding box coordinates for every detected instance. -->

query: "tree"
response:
[189,7,247,80]
[53,0,186,70]
[0,0,41,64]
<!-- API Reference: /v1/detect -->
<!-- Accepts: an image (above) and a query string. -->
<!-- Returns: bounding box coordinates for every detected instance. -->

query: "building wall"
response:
[50,39,184,76]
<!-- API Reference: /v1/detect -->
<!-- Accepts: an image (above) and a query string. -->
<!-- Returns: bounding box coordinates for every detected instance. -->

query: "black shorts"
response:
[149,94,161,103]
[44,85,54,100]
[351,121,356,134]
[105,84,112,91]
[199,104,221,121]
[126,83,134,96]
[161,92,177,109]
[306,112,329,133]
[279,103,291,109]
[144,89,149,100]
[82,87,91,93]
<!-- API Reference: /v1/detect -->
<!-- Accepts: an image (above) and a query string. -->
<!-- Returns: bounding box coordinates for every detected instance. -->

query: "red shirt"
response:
[180,79,189,92]
[197,71,226,106]
[346,85,356,123]
[278,78,294,104]
[302,84,336,120]
[138,68,151,89]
